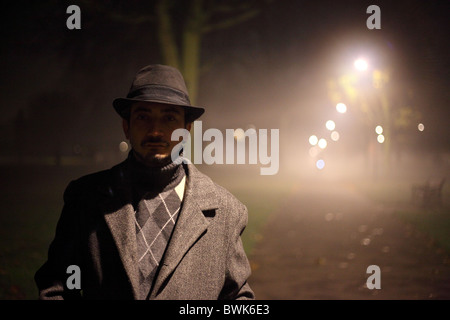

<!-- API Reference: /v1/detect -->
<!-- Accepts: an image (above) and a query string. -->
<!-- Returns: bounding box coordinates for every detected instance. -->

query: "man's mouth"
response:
[142,141,170,148]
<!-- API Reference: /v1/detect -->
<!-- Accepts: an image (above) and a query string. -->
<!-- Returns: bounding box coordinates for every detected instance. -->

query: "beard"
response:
[133,149,172,167]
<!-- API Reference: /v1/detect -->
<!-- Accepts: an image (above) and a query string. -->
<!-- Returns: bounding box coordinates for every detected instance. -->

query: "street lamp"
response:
[354,58,368,71]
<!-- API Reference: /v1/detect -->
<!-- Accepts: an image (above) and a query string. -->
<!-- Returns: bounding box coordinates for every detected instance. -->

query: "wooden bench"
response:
[411,178,445,207]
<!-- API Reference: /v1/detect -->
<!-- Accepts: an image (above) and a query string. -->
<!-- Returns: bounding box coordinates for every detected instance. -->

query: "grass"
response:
[0,202,61,299]
[228,182,292,255]
[198,165,295,255]
[395,210,450,252]
[211,167,297,255]
[0,164,93,300]
[356,177,450,253]
[356,178,414,205]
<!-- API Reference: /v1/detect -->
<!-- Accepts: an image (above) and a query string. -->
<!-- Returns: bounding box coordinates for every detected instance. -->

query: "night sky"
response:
[0,0,448,164]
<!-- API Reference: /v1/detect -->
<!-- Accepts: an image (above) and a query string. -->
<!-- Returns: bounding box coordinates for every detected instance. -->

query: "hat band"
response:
[127,85,191,106]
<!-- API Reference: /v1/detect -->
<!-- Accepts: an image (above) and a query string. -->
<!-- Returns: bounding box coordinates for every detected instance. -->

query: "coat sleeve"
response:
[34,180,83,300]
[219,201,255,300]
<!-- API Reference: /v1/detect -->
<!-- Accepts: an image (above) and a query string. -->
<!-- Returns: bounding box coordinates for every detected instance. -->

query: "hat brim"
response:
[113,97,205,122]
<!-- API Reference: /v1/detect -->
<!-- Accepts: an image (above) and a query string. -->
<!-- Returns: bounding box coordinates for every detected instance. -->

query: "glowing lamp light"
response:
[375,125,383,135]
[336,103,347,114]
[325,120,336,131]
[418,123,425,132]
[309,135,318,146]
[354,58,368,71]
[377,134,385,144]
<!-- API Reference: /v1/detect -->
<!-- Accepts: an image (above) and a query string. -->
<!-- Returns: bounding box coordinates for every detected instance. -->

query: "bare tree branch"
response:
[107,12,155,25]
[79,0,155,25]
[208,2,255,15]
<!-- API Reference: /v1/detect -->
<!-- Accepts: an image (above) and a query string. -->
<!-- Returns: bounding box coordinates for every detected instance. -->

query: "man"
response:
[35,64,254,300]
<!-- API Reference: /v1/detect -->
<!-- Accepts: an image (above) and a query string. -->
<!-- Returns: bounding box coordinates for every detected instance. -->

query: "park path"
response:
[248,181,450,300]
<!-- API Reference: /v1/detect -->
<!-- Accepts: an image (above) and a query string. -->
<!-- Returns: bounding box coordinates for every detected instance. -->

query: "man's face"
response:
[123,102,191,167]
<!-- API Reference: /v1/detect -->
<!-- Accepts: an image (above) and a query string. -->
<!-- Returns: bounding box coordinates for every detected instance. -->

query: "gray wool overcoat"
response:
[35,159,254,300]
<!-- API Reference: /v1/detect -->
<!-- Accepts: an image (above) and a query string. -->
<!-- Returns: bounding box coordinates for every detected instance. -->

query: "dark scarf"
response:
[127,152,186,208]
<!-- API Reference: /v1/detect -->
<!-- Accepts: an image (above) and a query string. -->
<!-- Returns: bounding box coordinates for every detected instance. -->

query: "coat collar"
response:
[99,159,219,299]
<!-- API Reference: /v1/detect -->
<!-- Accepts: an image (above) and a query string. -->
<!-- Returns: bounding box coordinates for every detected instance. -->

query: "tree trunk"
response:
[156,0,180,69]
[181,0,204,104]
[181,26,201,104]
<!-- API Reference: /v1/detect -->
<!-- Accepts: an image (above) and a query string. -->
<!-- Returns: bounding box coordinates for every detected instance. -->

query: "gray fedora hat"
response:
[113,64,205,122]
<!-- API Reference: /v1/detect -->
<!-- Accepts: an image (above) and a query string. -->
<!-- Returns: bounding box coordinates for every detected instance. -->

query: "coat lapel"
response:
[150,163,219,298]
[99,161,140,299]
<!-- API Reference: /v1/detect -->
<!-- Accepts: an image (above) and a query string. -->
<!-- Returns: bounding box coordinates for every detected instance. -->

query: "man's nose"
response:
[146,121,164,136]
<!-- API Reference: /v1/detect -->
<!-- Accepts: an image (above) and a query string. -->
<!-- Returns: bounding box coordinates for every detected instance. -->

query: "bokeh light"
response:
[418,123,425,132]
[309,146,320,157]
[119,141,129,152]
[316,159,325,170]
[325,120,335,131]
[336,103,347,114]
[375,125,383,135]
[331,131,340,141]
[309,135,318,146]
[318,138,327,149]
[377,134,385,144]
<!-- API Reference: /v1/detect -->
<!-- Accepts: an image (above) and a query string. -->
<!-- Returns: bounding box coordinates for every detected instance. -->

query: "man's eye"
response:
[136,114,147,120]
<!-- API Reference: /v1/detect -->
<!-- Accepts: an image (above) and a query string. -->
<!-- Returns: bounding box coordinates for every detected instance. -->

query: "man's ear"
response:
[122,119,130,139]
[185,122,192,132]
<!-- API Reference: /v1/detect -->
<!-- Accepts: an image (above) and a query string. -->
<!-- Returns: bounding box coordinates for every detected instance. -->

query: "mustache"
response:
[141,137,170,147]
